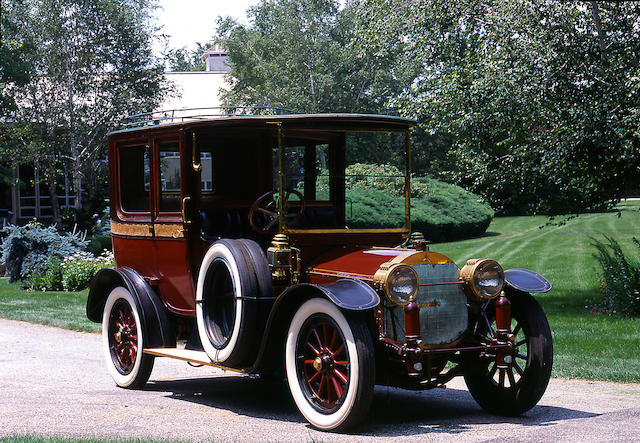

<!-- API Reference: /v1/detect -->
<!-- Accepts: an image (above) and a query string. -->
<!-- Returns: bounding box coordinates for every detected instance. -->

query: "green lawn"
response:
[1,202,639,382]
[0,282,99,332]
[434,200,640,382]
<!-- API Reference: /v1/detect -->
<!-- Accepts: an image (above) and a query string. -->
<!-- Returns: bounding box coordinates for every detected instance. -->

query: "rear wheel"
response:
[463,290,553,415]
[285,298,374,431]
[102,286,154,389]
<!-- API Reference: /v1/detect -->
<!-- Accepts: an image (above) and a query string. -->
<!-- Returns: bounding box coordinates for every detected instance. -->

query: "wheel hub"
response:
[313,354,334,373]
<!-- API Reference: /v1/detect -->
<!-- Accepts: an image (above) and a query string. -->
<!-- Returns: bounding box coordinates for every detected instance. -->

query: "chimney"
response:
[202,45,231,73]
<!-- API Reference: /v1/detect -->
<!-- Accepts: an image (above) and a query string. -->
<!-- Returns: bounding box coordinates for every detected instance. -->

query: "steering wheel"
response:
[248,190,306,233]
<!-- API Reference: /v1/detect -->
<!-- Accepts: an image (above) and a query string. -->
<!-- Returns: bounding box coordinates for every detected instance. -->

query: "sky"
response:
[154,0,260,51]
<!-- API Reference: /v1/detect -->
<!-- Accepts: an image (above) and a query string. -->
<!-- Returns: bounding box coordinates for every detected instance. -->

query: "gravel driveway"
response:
[1,318,639,442]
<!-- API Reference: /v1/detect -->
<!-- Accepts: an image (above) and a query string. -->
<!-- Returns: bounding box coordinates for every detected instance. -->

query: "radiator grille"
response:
[383,262,468,346]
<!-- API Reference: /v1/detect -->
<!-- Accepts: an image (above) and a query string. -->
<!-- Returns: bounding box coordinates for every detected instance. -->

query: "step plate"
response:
[144,348,247,373]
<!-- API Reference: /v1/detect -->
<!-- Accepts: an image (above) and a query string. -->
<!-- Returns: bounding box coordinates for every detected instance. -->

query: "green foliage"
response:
[1,0,167,222]
[0,222,87,282]
[165,42,211,72]
[592,236,640,317]
[344,172,493,242]
[0,280,98,332]
[359,0,640,215]
[411,177,494,241]
[61,251,114,292]
[87,234,112,256]
[216,0,409,114]
[25,256,64,292]
[0,0,35,116]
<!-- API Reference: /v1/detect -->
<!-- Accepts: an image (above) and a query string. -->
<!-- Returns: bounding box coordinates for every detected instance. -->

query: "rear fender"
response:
[87,267,175,348]
[504,268,552,293]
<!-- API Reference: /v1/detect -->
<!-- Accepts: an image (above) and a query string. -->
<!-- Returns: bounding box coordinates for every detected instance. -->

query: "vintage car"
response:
[87,111,553,431]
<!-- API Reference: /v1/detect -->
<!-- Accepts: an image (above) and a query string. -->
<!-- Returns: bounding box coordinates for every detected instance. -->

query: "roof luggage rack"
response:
[123,106,300,128]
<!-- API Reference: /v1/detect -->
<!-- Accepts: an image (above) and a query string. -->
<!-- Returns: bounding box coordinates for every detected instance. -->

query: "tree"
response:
[2,0,167,223]
[165,42,211,72]
[360,0,640,215]
[0,0,35,117]
[216,0,410,115]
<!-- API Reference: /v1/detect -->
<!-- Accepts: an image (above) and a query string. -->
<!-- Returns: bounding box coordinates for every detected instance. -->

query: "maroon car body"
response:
[87,112,553,431]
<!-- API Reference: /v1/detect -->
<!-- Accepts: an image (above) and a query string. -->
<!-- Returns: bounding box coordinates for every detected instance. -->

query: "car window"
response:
[158,142,180,212]
[200,152,213,192]
[119,145,150,213]
[276,142,331,202]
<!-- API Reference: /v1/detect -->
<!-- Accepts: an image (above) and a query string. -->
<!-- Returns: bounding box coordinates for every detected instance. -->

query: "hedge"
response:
[346,175,493,242]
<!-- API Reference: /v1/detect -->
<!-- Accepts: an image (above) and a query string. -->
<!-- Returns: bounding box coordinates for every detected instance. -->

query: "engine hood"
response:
[306,247,455,284]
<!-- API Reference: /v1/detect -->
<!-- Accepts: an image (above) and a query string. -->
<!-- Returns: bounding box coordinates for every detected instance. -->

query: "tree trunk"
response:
[45,168,62,226]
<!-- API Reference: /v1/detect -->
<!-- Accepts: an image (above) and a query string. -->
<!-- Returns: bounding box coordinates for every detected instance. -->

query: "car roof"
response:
[108,113,417,136]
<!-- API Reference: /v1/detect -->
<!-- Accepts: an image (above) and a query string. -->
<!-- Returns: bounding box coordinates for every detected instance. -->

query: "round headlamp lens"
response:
[474,260,504,299]
[387,265,418,304]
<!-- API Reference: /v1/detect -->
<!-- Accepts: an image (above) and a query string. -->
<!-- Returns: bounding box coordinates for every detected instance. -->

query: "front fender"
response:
[247,278,379,373]
[284,279,380,311]
[504,268,552,293]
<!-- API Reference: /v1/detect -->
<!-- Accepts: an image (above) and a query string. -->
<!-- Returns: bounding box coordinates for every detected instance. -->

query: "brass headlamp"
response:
[459,258,504,300]
[373,263,419,306]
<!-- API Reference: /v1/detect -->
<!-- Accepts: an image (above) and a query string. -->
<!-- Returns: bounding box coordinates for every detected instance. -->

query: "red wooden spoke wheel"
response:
[297,314,351,413]
[108,298,139,374]
[463,289,553,415]
[285,298,374,431]
[101,287,154,389]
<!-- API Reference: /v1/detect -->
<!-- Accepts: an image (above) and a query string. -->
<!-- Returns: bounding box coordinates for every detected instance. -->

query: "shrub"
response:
[312,163,494,242]
[344,176,494,242]
[591,236,640,317]
[24,256,64,292]
[61,250,114,291]
[87,234,112,256]
[411,177,494,242]
[1,221,87,282]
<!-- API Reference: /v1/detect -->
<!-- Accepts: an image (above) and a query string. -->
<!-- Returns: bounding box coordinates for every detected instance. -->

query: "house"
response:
[3,47,230,225]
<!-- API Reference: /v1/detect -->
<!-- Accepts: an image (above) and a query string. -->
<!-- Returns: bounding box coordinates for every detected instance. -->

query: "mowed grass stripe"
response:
[436,201,640,382]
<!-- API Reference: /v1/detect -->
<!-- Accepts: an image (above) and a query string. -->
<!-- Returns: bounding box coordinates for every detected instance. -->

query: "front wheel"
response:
[102,286,154,389]
[285,298,375,431]
[463,290,553,415]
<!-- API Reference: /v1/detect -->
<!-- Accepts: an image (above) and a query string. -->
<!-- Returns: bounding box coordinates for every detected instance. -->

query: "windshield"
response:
[274,129,410,232]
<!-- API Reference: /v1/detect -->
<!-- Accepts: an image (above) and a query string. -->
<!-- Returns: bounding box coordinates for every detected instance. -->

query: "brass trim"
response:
[191,132,202,172]
[182,196,191,225]
[284,227,410,235]
[111,221,153,237]
[459,258,504,300]
[308,268,374,281]
[154,223,184,239]
[373,263,419,306]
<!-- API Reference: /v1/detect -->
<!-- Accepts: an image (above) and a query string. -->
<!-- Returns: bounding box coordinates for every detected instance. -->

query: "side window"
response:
[158,142,180,212]
[119,145,150,213]
[200,151,213,192]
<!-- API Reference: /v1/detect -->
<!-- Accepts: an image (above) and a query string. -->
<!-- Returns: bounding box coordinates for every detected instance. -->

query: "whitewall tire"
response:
[102,286,154,389]
[285,298,375,431]
[196,239,260,367]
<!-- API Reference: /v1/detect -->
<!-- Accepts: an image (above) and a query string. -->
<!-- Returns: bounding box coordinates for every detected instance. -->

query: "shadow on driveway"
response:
[145,375,597,438]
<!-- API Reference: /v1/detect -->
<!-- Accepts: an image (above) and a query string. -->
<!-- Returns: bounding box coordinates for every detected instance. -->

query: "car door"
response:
[151,134,196,315]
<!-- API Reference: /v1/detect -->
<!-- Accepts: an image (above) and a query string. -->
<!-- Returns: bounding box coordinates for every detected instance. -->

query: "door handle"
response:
[182,196,192,225]
[191,132,202,172]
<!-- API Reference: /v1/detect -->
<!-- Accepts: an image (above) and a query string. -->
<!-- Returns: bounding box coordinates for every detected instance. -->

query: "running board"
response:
[144,348,248,373]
